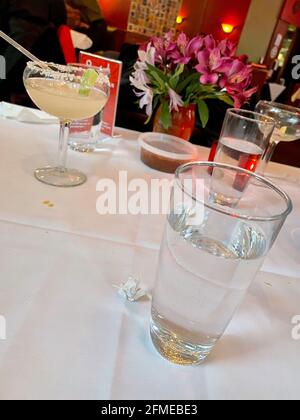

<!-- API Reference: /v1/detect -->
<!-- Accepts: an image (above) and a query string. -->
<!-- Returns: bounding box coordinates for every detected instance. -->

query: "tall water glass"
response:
[214,109,275,173]
[150,162,292,366]
[68,63,109,153]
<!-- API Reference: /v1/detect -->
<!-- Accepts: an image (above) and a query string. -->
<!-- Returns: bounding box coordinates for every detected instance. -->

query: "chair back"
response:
[57,25,77,64]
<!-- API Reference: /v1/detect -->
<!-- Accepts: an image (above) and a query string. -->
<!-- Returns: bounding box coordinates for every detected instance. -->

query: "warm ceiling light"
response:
[221,23,235,34]
[176,15,184,24]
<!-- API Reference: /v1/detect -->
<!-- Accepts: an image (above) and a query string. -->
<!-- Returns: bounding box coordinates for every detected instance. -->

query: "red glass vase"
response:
[153,104,196,141]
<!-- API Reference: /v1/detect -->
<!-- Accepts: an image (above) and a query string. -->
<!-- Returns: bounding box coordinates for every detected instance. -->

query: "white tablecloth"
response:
[0,117,299,400]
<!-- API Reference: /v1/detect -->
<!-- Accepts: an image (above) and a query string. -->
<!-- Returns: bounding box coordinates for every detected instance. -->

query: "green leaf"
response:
[144,95,160,125]
[153,95,160,112]
[169,76,179,90]
[218,95,234,106]
[199,94,218,99]
[186,81,201,96]
[173,64,185,79]
[149,71,166,90]
[160,100,171,129]
[197,99,209,128]
[145,115,152,125]
[146,63,169,83]
[177,73,200,94]
[169,65,185,91]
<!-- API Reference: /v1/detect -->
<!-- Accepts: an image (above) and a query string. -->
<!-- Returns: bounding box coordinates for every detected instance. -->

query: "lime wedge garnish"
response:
[79,69,98,96]
[279,126,287,136]
[280,126,296,137]
[285,126,296,136]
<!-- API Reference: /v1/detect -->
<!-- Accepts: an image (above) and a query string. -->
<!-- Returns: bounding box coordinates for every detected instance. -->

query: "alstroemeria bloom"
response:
[219,59,253,91]
[130,47,153,92]
[134,87,153,117]
[168,87,183,111]
[130,64,149,88]
[171,33,191,64]
[130,63,153,116]
[227,86,258,108]
[218,39,236,57]
[170,34,204,64]
[151,31,177,64]
[138,44,156,67]
[203,35,216,51]
[196,48,232,85]
[187,35,204,55]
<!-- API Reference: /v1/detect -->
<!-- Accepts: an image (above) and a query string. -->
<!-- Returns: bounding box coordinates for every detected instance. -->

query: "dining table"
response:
[0,108,299,401]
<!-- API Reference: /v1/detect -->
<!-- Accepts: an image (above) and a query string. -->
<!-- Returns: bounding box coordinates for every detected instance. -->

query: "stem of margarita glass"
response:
[57,120,71,172]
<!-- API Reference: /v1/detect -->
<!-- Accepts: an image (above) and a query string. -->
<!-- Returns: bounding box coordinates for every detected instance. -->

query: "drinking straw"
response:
[0,30,49,69]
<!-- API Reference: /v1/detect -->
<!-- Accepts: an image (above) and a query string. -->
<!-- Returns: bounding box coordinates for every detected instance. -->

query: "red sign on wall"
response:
[281,0,300,27]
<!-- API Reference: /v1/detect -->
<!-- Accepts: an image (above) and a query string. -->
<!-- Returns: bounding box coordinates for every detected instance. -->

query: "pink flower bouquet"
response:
[130,32,257,129]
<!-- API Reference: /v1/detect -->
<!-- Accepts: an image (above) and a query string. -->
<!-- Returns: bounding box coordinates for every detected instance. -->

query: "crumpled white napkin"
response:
[0,102,58,124]
[114,277,150,302]
[70,30,93,50]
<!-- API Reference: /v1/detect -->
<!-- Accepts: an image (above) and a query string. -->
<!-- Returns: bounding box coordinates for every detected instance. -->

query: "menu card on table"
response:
[79,52,123,137]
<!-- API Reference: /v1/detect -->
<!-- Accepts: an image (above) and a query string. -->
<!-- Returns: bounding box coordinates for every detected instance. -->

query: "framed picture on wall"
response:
[127,0,183,37]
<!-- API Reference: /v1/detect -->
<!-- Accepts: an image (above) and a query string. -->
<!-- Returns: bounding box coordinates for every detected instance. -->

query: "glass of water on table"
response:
[68,63,110,153]
[214,109,275,173]
[150,162,292,365]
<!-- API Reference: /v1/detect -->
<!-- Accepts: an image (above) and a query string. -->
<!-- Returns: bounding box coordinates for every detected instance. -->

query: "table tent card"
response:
[79,51,123,137]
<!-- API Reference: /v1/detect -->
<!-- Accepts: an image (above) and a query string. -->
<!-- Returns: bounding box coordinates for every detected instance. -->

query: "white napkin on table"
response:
[70,30,93,50]
[269,83,286,102]
[0,102,58,124]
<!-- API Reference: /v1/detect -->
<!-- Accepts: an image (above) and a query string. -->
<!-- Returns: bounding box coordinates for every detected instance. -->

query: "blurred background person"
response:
[65,0,111,53]
[0,0,67,102]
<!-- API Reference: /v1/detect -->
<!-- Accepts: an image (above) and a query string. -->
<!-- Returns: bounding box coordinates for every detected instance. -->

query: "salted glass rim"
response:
[175,161,293,223]
[226,108,276,127]
[68,62,110,74]
[257,100,300,117]
[24,61,110,86]
[26,61,89,74]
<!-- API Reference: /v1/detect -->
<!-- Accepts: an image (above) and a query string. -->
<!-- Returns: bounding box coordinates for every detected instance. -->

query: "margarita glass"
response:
[23,62,110,187]
[255,101,300,175]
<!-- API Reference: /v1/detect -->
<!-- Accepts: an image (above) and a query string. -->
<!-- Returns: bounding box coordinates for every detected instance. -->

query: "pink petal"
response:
[216,58,234,74]
[200,72,219,85]
[174,56,192,65]
[204,35,216,50]
[197,49,210,66]
[187,36,204,55]
[209,48,222,70]
[218,76,227,89]
[195,63,208,74]
[177,32,188,49]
